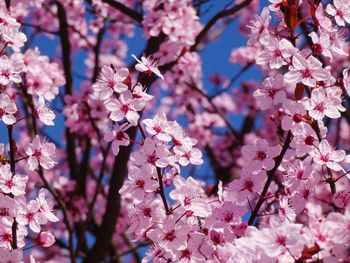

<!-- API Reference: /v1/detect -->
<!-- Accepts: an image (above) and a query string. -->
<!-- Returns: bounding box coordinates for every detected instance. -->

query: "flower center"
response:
[163,230,176,241]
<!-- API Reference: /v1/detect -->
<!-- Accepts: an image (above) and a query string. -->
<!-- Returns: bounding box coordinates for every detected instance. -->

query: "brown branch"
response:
[248,131,292,226]
[56,1,78,180]
[84,126,137,263]
[101,0,143,23]
[7,126,17,249]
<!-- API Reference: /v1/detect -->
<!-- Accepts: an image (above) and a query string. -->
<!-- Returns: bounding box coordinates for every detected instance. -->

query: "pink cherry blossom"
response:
[0,55,23,85]
[25,136,56,170]
[38,231,55,247]
[303,87,345,120]
[284,54,330,87]
[105,90,143,125]
[119,165,158,203]
[326,0,350,26]
[143,113,174,142]
[34,96,55,126]
[227,170,266,202]
[310,139,345,171]
[0,164,27,196]
[0,94,17,125]
[104,122,131,156]
[256,38,297,69]
[241,139,281,173]
[147,216,191,253]
[93,65,129,100]
[169,176,211,217]
[253,74,286,110]
[132,54,164,80]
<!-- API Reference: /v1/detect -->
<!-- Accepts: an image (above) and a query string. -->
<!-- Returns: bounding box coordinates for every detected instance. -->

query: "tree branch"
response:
[101,0,143,23]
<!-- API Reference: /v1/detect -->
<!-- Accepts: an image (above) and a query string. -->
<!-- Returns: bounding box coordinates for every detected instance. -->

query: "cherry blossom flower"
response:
[36,188,59,223]
[169,176,210,217]
[0,248,22,263]
[93,65,129,100]
[207,202,246,229]
[310,139,345,171]
[303,87,345,120]
[241,139,281,173]
[132,54,164,80]
[253,75,286,110]
[290,122,320,157]
[0,55,23,85]
[1,25,27,52]
[147,216,190,252]
[173,145,203,166]
[326,0,350,26]
[119,165,158,203]
[104,123,131,156]
[130,138,170,170]
[284,54,330,87]
[0,94,17,125]
[248,7,271,44]
[256,222,305,259]
[0,164,27,196]
[143,113,174,142]
[105,90,143,126]
[38,231,55,247]
[34,96,55,126]
[309,31,332,60]
[25,136,56,170]
[256,38,297,69]
[281,99,307,131]
[17,200,43,233]
[227,170,266,202]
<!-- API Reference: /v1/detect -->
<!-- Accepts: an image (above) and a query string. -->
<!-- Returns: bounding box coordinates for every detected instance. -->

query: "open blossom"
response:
[0,248,22,263]
[169,176,211,217]
[132,54,164,80]
[0,55,23,85]
[256,222,305,259]
[325,0,350,26]
[17,200,43,233]
[119,165,158,203]
[309,31,332,60]
[0,164,28,196]
[38,231,55,247]
[281,100,307,131]
[104,123,131,156]
[174,145,203,166]
[253,75,286,110]
[241,139,281,173]
[93,65,129,100]
[248,7,271,44]
[36,188,59,223]
[25,136,56,170]
[284,54,330,87]
[105,90,143,126]
[147,216,191,252]
[310,139,346,171]
[227,170,266,202]
[0,94,17,125]
[143,113,174,142]
[256,38,297,69]
[303,87,345,120]
[34,96,55,126]
[130,138,170,170]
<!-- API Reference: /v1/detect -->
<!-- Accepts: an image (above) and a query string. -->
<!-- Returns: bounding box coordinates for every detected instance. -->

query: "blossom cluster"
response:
[1,0,350,262]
